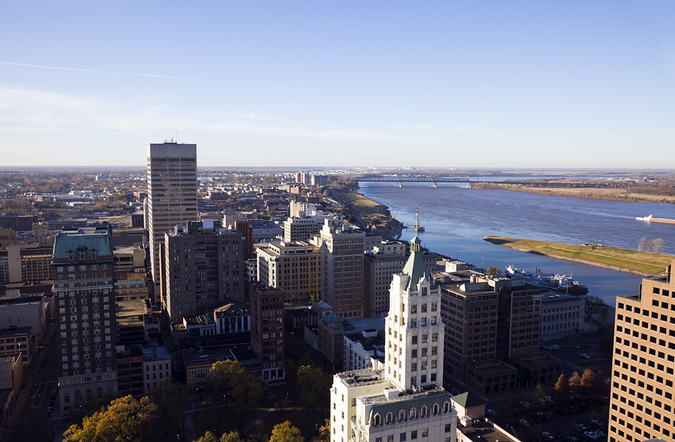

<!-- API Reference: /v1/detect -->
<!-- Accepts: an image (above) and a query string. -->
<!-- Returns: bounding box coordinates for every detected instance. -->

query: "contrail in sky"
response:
[0,62,188,80]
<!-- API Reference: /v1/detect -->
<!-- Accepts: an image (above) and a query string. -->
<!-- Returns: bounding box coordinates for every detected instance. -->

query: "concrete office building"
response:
[313,219,366,319]
[609,260,675,442]
[540,293,584,339]
[52,226,118,414]
[330,235,457,442]
[147,142,198,294]
[283,217,321,243]
[440,275,552,395]
[164,220,245,324]
[256,241,321,306]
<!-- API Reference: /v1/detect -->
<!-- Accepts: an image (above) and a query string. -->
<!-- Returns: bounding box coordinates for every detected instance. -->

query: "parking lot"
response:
[492,399,608,442]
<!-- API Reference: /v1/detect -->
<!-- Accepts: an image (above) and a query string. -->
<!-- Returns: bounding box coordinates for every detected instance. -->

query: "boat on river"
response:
[636,215,675,225]
[505,265,588,295]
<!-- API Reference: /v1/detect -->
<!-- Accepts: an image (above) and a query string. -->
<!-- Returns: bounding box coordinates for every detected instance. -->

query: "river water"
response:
[359,181,675,306]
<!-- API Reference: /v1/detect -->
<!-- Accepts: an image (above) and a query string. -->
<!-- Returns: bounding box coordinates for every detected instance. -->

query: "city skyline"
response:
[1,1,675,169]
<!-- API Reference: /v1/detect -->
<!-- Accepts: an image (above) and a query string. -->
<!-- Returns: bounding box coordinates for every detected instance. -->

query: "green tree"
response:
[63,395,157,442]
[147,377,189,440]
[269,421,305,442]
[210,360,245,436]
[297,365,331,414]
[553,374,570,404]
[485,266,501,275]
[232,368,263,432]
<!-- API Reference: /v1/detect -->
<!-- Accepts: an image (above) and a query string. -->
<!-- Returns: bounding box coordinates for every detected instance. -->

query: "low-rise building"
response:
[142,346,171,394]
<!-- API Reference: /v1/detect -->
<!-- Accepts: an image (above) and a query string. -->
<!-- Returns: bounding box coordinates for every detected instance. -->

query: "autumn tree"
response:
[316,419,331,442]
[195,431,243,442]
[553,374,570,404]
[297,365,331,414]
[531,383,545,403]
[568,371,581,393]
[63,395,157,442]
[580,369,604,397]
[269,421,305,442]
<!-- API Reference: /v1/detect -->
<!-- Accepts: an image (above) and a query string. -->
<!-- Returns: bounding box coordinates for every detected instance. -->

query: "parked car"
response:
[579,353,591,359]
[519,419,530,427]
[520,401,531,409]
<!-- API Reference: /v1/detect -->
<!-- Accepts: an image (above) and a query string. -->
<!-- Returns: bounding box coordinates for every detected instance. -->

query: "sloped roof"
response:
[53,229,112,259]
[401,235,434,291]
[322,313,343,323]
[451,391,486,409]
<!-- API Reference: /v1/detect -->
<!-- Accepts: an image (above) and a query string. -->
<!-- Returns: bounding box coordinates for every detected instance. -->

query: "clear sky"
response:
[1,1,674,169]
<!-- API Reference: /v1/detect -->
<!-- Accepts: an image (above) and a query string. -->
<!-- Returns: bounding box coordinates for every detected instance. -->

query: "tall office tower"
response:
[440,275,555,396]
[609,260,675,442]
[147,142,198,294]
[52,226,118,414]
[313,219,365,318]
[249,283,285,382]
[330,235,457,442]
[164,220,245,324]
[256,241,321,305]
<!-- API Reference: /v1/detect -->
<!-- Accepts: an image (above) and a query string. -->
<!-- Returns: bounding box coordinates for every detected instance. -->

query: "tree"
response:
[269,421,305,442]
[531,383,545,403]
[568,371,581,392]
[485,266,501,275]
[210,360,245,435]
[638,237,646,253]
[231,368,263,432]
[220,431,244,442]
[652,238,664,253]
[580,369,603,397]
[316,419,331,442]
[147,377,189,439]
[63,395,157,442]
[297,365,331,414]
[553,374,570,404]
[370,216,380,226]
[584,296,605,320]
[196,432,218,442]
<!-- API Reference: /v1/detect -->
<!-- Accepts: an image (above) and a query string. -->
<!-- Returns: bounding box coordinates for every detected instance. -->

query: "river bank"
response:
[471,183,675,204]
[483,236,673,276]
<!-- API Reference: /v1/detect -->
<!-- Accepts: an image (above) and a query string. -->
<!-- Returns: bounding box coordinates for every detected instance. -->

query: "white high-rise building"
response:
[330,235,457,442]
[146,142,198,294]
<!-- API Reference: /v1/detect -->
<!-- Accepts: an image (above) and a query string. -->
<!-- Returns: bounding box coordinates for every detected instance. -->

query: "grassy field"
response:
[484,236,673,276]
[334,191,389,215]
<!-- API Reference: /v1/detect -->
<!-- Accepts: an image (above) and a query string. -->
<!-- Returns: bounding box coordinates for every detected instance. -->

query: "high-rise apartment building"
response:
[52,226,118,414]
[249,283,285,382]
[609,260,675,442]
[312,219,365,318]
[147,142,198,293]
[330,235,457,442]
[164,220,245,323]
[256,241,321,305]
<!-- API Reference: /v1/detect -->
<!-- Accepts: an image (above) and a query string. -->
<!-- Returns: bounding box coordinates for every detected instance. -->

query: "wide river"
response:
[359,181,675,306]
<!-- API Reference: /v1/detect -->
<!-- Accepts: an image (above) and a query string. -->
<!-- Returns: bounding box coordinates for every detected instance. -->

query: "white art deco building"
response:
[330,235,457,442]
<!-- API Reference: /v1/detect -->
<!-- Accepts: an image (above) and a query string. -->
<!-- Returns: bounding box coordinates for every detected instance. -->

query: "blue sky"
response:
[1,1,674,168]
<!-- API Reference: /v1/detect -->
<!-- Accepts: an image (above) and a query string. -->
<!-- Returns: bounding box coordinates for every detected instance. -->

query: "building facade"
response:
[256,241,321,306]
[52,226,118,414]
[164,220,245,323]
[147,142,198,291]
[249,283,285,382]
[609,260,675,442]
[314,219,366,319]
